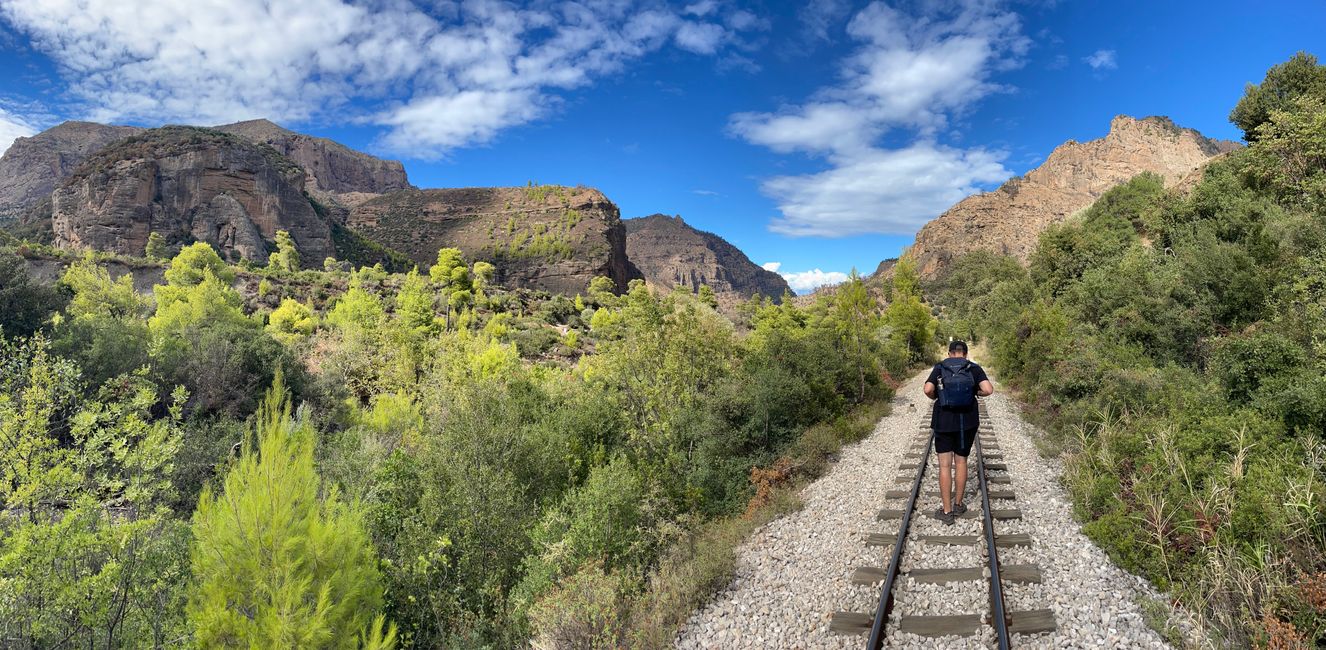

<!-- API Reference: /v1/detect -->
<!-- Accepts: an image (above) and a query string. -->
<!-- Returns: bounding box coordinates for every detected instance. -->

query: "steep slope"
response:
[347,185,636,294]
[909,115,1238,279]
[214,119,411,198]
[0,121,145,218]
[51,126,333,262]
[624,214,790,304]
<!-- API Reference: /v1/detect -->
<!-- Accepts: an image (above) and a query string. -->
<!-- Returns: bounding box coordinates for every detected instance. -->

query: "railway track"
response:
[829,397,1057,648]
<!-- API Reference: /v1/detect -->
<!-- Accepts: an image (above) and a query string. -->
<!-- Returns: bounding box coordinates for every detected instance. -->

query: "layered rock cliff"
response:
[909,115,1239,279]
[624,214,789,304]
[51,126,333,262]
[0,121,145,218]
[347,185,636,294]
[215,119,411,198]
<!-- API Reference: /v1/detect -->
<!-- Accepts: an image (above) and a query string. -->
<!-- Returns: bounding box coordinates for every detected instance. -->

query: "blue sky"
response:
[0,0,1322,292]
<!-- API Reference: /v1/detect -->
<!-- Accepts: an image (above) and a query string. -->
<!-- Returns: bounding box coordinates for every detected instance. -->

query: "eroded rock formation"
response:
[624,214,789,305]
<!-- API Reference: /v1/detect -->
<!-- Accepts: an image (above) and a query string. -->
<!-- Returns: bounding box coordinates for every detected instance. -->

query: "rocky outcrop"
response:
[51,126,333,262]
[347,185,636,294]
[909,115,1239,279]
[624,214,790,305]
[215,119,411,198]
[0,121,145,218]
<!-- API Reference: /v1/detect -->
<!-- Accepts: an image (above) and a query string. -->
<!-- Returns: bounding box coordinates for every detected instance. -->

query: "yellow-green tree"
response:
[188,373,395,648]
[267,230,300,272]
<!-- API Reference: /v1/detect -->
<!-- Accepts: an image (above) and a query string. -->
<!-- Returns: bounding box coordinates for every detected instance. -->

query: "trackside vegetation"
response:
[0,217,938,646]
[931,52,1326,647]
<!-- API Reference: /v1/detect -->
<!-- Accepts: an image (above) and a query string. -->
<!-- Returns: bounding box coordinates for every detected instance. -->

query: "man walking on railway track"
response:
[923,340,994,525]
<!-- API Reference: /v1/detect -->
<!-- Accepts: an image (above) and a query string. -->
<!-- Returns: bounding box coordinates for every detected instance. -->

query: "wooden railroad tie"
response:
[864,532,898,547]
[920,508,1022,520]
[917,533,1032,547]
[832,608,1058,637]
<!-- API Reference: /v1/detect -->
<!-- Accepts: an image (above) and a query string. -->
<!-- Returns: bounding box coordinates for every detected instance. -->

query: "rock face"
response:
[909,115,1239,279]
[215,119,411,197]
[624,214,790,304]
[51,126,333,262]
[0,121,145,218]
[347,185,636,294]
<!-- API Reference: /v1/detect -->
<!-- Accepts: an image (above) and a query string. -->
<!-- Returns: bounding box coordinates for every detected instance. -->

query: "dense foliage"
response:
[0,221,927,646]
[933,54,1326,646]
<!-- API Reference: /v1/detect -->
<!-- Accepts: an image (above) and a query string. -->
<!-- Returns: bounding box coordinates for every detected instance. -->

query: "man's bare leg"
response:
[954,455,968,506]
[938,451,953,513]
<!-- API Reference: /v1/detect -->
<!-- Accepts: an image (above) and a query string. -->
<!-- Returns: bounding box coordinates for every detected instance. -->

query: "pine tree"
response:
[267,230,300,272]
[188,372,395,648]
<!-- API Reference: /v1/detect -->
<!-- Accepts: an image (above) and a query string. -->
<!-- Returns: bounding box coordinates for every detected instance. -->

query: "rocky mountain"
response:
[908,115,1239,280]
[214,119,411,199]
[51,126,334,262]
[0,121,145,218]
[624,214,789,304]
[347,185,637,294]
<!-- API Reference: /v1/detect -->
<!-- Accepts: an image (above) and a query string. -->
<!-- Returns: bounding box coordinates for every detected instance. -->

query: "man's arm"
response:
[977,380,994,397]
[924,382,937,400]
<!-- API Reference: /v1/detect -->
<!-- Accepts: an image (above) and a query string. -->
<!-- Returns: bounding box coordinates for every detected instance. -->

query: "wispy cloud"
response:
[0,107,34,155]
[693,189,721,197]
[731,0,1026,237]
[0,0,761,159]
[1083,49,1117,70]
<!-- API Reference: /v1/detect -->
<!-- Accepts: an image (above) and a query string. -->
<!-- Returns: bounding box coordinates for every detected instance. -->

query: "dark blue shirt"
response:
[926,359,989,433]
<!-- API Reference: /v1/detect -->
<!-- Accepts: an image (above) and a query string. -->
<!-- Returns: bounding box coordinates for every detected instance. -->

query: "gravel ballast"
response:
[673,369,1190,649]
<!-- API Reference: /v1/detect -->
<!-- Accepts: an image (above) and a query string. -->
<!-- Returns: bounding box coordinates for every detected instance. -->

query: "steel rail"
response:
[977,412,1012,649]
[864,427,933,650]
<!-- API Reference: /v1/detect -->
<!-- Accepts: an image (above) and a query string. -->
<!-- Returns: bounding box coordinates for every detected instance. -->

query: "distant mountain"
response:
[906,115,1239,280]
[624,214,790,305]
[347,185,638,295]
[0,121,145,219]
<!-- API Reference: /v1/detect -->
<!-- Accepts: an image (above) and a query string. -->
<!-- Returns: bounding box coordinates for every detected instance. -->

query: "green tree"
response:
[834,269,882,401]
[267,229,300,272]
[267,298,318,343]
[395,267,435,332]
[163,242,235,288]
[1241,95,1326,207]
[472,261,496,289]
[188,373,395,648]
[0,252,64,337]
[1229,51,1326,141]
[145,231,169,260]
[429,247,466,286]
[697,284,718,308]
[0,335,190,647]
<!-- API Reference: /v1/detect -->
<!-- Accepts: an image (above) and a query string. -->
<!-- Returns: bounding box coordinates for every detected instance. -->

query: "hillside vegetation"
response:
[0,220,937,646]
[932,52,1326,646]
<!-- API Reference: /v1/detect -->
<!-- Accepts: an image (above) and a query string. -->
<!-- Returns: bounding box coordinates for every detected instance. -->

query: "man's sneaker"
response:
[935,507,956,525]
[952,502,968,515]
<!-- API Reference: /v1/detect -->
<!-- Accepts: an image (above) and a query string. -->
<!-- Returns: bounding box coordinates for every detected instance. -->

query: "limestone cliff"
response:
[624,214,789,305]
[214,119,411,198]
[908,115,1239,280]
[347,185,637,294]
[0,121,145,218]
[51,126,333,262]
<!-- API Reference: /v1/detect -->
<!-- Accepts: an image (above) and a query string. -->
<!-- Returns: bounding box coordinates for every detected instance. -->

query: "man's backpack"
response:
[937,359,976,410]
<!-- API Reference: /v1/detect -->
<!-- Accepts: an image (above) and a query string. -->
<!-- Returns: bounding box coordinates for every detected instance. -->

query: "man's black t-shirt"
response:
[927,360,990,433]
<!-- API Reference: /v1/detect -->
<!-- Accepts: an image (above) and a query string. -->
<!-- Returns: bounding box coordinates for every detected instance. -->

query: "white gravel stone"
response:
[673,370,1200,649]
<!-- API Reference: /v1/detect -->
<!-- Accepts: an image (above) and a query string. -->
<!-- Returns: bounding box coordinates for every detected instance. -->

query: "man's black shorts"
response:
[934,428,978,457]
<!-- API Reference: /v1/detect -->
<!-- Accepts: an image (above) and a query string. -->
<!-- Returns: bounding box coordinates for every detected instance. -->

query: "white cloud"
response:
[780,268,849,293]
[761,261,781,272]
[731,0,1026,237]
[763,142,1010,237]
[675,21,727,55]
[693,189,720,196]
[1084,49,1117,70]
[0,0,758,158]
[0,108,35,155]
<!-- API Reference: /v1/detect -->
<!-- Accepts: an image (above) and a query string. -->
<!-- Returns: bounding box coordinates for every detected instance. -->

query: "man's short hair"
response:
[949,340,969,355]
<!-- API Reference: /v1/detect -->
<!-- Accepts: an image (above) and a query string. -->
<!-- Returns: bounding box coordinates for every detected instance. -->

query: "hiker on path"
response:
[923,340,994,525]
